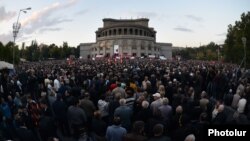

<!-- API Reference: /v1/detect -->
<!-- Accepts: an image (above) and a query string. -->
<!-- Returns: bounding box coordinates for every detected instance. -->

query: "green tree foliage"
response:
[0,41,19,64]
[23,41,77,61]
[224,11,250,67]
[0,40,78,63]
[173,42,220,61]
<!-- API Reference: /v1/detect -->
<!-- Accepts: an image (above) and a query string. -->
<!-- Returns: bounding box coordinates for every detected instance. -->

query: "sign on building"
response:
[114,45,119,54]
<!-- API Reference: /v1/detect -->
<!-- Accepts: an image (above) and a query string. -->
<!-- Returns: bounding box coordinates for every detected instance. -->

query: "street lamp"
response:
[242,37,247,69]
[12,7,31,66]
[217,45,223,61]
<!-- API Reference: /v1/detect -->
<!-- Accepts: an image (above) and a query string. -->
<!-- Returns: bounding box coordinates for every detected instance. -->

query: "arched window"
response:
[118,28,122,35]
[113,29,116,35]
[124,28,127,35]
[129,28,133,35]
[148,44,152,50]
[109,30,112,36]
[135,29,138,35]
[139,30,142,36]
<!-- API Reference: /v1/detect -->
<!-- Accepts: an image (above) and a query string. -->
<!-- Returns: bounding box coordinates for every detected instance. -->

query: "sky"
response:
[0,0,249,48]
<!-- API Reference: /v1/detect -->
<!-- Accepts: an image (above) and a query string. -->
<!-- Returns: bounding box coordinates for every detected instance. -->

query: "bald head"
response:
[184,134,195,141]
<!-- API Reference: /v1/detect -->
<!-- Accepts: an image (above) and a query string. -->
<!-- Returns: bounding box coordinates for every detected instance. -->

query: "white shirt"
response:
[54,79,60,91]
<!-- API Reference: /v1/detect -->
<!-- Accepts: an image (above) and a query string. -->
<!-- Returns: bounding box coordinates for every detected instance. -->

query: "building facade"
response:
[80,18,172,59]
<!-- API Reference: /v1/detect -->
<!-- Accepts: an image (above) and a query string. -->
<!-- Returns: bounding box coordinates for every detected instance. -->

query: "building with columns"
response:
[79,18,172,59]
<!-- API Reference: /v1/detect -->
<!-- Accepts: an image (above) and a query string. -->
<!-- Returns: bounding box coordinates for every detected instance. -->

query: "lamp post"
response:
[217,45,220,61]
[242,37,247,69]
[12,7,31,66]
[217,45,223,62]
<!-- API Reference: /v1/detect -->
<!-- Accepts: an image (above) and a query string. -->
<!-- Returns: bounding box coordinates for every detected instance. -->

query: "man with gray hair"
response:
[150,93,163,116]
[135,100,151,123]
[158,97,172,124]
[184,134,195,141]
[114,98,133,130]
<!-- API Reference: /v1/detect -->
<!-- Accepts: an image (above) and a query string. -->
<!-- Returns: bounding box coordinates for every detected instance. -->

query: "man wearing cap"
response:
[150,93,163,116]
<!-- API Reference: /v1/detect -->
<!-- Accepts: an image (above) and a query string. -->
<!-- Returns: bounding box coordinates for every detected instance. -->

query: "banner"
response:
[114,45,119,54]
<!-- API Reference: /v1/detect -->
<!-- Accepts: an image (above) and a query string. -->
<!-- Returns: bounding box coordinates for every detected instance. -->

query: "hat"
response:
[153,93,161,97]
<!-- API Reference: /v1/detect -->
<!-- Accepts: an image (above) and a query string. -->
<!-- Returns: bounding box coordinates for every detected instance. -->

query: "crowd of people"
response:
[0,58,250,141]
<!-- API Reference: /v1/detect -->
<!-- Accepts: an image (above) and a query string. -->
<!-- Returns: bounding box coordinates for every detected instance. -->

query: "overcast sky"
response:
[0,0,249,47]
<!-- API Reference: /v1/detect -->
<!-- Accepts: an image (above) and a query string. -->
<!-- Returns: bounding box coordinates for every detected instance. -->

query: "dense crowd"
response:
[0,59,250,141]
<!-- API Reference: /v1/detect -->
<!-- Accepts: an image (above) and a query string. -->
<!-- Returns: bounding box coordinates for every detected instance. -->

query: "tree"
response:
[40,45,49,60]
[173,42,220,61]
[25,40,40,61]
[224,11,250,67]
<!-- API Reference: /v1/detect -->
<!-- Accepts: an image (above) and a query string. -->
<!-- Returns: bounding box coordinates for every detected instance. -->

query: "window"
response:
[129,28,133,34]
[139,30,142,36]
[135,29,138,35]
[118,29,122,35]
[109,30,112,36]
[154,47,157,51]
[106,53,110,57]
[113,29,116,35]
[100,47,103,51]
[141,46,145,50]
[132,46,137,50]
[132,53,137,57]
[148,46,152,51]
[124,29,127,35]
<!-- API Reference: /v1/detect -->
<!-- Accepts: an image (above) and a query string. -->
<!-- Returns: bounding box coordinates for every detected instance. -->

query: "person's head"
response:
[158,85,165,90]
[94,111,102,119]
[199,112,208,122]
[132,121,145,134]
[153,93,161,100]
[218,104,224,113]
[162,98,169,105]
[117,82,121,87]
[27,95,33,103]
[119,98,126,106]
[84,92,90,99]
[114,92,121,100]
[153,124,164,137]
[126,87,134,97]
[113,116,121,126]
[41,91,47,98]
[7,95,12,101]
[141,100,149,109]
[176,105,183,114]
[200,91,207,98]
[184,134,195,141]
